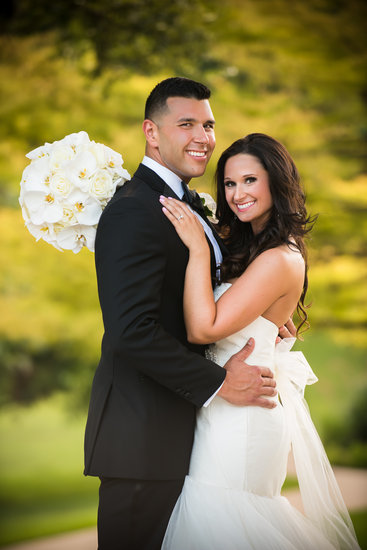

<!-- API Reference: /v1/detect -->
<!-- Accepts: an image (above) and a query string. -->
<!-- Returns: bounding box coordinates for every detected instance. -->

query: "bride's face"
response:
[223,153,273,234]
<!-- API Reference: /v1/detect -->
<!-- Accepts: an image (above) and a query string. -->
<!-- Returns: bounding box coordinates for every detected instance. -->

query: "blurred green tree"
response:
[1,0,222,76]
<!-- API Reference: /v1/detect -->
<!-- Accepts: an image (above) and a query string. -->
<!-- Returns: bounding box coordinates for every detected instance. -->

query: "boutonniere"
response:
[199,192,217,222]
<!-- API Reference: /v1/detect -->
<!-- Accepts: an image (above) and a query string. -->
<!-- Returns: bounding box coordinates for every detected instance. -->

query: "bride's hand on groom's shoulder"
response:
[159,196,207,254]
[218,338,277,409]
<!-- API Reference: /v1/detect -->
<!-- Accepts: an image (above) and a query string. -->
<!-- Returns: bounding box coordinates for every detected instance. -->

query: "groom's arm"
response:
[95,193,226,407]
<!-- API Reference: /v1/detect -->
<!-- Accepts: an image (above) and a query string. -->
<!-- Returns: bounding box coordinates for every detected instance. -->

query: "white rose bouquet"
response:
[19,131,130,253]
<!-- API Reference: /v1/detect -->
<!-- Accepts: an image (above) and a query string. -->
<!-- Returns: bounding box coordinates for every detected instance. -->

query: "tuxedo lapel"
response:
[134,164,181,201]
[133,164,227,275]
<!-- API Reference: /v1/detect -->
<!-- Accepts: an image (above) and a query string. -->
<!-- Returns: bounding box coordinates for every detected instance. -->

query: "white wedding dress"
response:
[162,283,360,550]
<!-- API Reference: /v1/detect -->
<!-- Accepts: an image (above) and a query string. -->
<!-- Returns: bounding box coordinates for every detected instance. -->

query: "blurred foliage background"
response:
[0,0,366,545]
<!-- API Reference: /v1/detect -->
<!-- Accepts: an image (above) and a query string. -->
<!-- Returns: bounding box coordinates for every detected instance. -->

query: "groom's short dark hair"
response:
[144,77,211,120]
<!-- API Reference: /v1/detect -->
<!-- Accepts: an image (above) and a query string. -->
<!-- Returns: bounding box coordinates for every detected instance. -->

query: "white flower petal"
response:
[75,199,102,225]
[22,190,48,212]
[49,145,75,171]
[26,143,53,160]
[21,160,50,191]
[115,168,131,187]
[60,131,90,148]
[43,202,64,223]
[56,224,96,253]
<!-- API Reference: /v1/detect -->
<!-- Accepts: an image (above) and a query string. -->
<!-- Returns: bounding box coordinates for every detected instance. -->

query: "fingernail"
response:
[159,196,165,202]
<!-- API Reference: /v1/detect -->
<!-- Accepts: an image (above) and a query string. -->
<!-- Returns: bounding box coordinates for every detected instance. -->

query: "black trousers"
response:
[97,477,185,550]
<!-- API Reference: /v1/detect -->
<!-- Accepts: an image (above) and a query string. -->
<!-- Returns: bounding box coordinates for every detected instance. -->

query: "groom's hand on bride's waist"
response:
[217,338,277,409]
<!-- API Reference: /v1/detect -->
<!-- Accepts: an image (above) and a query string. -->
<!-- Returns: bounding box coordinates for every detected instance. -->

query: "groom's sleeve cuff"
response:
[203,382,224,407]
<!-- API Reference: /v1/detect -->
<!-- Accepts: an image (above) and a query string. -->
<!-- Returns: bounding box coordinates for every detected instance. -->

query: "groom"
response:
[84,77,278,549]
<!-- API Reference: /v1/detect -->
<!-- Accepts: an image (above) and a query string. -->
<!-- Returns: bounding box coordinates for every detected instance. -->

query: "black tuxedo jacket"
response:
[84,164,226,480]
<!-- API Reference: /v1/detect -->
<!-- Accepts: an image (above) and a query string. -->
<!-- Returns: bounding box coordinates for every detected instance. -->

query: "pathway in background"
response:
[3,467,367,550]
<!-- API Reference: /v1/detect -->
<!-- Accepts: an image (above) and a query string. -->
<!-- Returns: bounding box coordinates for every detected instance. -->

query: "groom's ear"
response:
[142,119,159,148]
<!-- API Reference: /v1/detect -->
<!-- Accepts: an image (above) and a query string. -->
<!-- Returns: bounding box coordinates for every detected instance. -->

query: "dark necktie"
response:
[181,181,205,214]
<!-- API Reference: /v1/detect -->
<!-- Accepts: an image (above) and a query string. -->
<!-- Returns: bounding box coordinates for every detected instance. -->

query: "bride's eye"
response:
[224,180,235,187]
[245,177,256,184]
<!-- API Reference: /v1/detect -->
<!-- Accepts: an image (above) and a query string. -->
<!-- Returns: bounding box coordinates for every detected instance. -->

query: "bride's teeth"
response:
[237,201,255,211]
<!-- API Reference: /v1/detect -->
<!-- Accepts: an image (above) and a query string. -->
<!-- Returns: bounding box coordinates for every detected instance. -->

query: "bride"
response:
[159,133,360,549]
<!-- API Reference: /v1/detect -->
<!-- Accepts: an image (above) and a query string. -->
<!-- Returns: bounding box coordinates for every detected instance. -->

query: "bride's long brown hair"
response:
[215,133,316,335]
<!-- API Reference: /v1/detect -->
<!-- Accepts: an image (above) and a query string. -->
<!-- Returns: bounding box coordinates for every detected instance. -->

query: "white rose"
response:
[49,172,72,197]
[89,169,115,201]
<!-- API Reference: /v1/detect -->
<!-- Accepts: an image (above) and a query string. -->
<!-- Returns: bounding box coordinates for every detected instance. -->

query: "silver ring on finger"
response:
[177,215,184,220]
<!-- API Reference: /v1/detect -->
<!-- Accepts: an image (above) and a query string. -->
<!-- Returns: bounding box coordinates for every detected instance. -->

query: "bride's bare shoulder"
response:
[241,245,305,283]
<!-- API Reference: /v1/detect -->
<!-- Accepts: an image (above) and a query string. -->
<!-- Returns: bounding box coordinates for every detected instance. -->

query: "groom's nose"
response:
[193,125,210,143]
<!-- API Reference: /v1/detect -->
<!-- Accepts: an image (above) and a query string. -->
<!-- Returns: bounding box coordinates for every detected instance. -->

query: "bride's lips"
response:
[236,200,255,212]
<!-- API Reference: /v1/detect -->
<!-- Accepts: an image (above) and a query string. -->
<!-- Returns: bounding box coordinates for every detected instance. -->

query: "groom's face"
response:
[148,96,216,183]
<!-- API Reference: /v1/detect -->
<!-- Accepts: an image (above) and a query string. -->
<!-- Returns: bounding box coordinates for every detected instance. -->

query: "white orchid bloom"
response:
[103,145,131,182]
[26,142,53,160]
[59,131,90,149]
[22,185,64,225]
[68,189,102,225]
[49,144,75,171]
[115,167,131,187]
[20,157,51,194]
[103,145,123,170]
[66,151,98,191]
[88,142,108,168]
[56,224,96,253]
[20,203,31,223]
[25,221,61,248]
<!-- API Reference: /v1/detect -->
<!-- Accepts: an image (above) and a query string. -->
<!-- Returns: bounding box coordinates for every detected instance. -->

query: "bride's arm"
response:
[160,196,217,336]
[160,197,301,344]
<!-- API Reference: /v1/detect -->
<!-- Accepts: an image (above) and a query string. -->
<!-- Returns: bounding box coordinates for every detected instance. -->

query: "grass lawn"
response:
[0,395,99,545]
[350,510,367,549]
[0,329,366,546]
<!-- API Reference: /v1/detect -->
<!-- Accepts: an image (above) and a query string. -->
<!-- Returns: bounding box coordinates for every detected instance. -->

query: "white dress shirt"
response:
[141,156,223,405]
